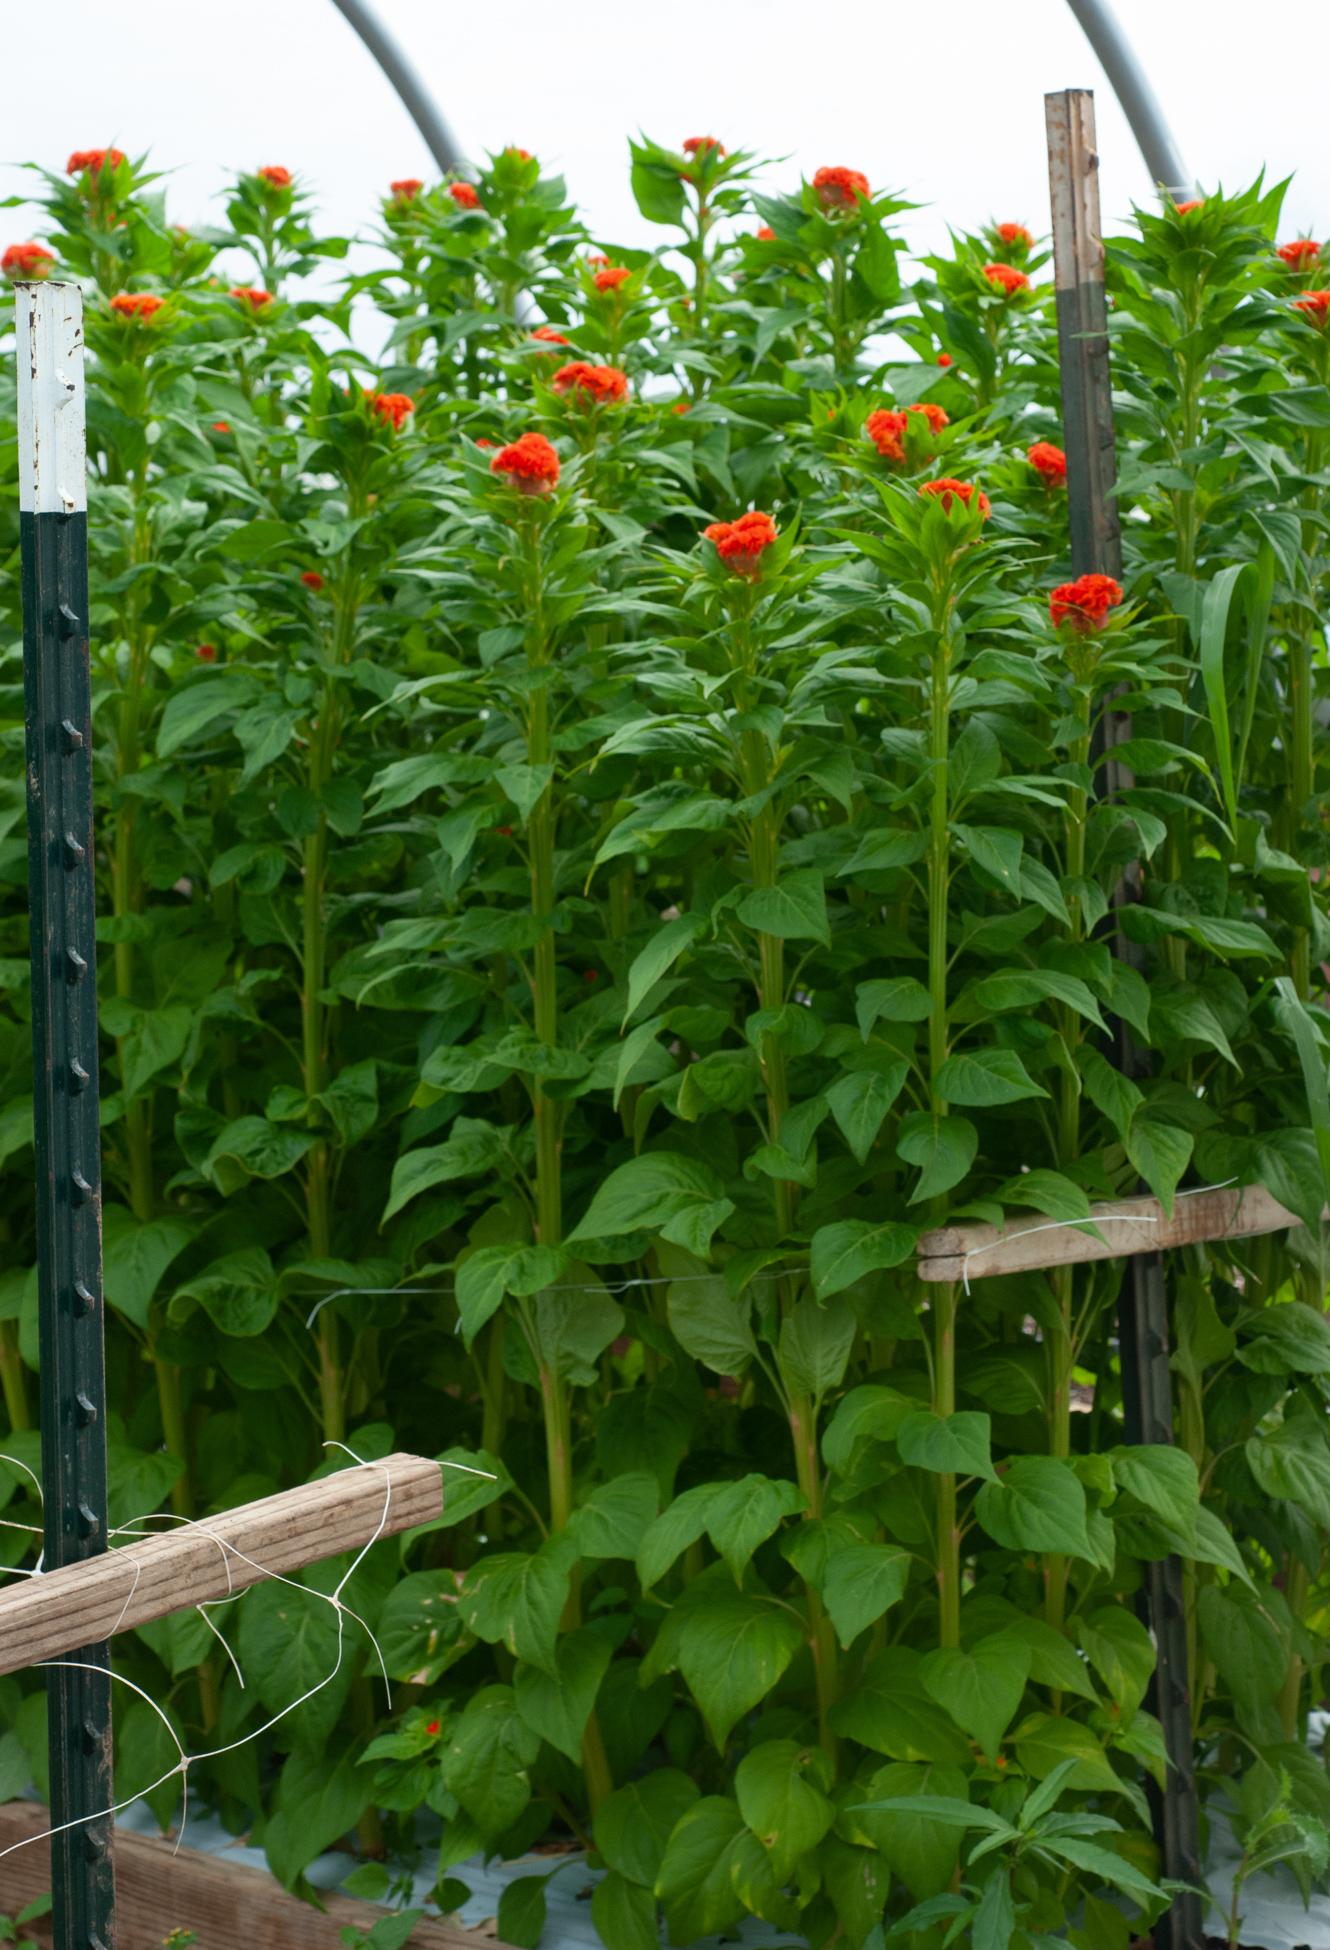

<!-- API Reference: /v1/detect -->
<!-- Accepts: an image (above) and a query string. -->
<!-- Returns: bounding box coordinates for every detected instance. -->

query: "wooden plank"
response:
[918,1183,1306,1283]
[0,1454,441,1677]
[0,1799,501,1949]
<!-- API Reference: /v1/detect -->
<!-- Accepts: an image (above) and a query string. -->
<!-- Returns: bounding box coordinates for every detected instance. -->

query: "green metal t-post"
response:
[17,280,115,1950]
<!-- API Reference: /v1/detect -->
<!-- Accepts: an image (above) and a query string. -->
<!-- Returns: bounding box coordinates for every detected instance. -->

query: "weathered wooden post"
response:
[1044,90,1204,1950]
[17,277,115,1950]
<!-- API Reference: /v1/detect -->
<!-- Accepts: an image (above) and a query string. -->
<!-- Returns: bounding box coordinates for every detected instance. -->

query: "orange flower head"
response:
[1050,572,1123,630]
[866,408,907,462]
[231,285,272,308]
[996,222,1034,249]
[2,242,56,279]
[426,1718,442,1736]
[912,402,949,435]
[1173,198,1204,214]
[937,351,953,366]
[1293,290,1330,326]
[703,510,779,575]
[390,178,424,201]
[1027,440,1067,486]
[984,262,1030,296]
[196,643,217,662]
[756,225,775,241]
[258,165,293,190]
[110,292,165,321]
[813,166,870,211]
[683,136,725,157]
[366,390,416,430]
[1278,239,1321,268]
[67,148,125,177]
[530,324,569,346]
[449,181,481,210]
[212,421,231,433]
[593,265,632,294]
[300,571,325,590]
[672,400,690,415]
[491,431,561,493]
[551,361,629,404]
[919,477,991,519]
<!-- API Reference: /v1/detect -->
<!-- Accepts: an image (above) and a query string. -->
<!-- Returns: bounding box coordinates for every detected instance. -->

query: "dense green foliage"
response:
[2,139,1330,1949]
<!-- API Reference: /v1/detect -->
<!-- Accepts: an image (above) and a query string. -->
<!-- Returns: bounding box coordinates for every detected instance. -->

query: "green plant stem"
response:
[0,1322,29,1432]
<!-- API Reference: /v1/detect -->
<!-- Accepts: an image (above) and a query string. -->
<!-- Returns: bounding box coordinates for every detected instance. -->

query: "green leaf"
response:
[623,914,706,1024]
[1012,1713,1125,1796]
[202,1116,313,1193]
[1238,1299,1330,1374]
[973,1869,1015,1950]
[1077,1608,1155,1718]
[570,1472,659,1560]
[856,976,933,1034]
[514,1628,612,1761]
[382,1118,512,1221]
[677,1597,804,1749]
[237,1580,355,1750]
[101,1207,193,1329]
[822,1542,911,1647]
[1036,1837,1161,1907]
[653,1796,748,1941]
[705,1475,806,1582]
[735,1739,834,1878]
[735,869,831,945]
[637,1484,722,1590]
[495,761,554,824]
[829,1648,972,1766]
[974,1456,1091,1559]
[954,824,1023,891]
[777,1296,857,1402]
[1079,1046,1143,1141]
[936,1048,1048,1107]
[1110,1445,1199,1543]
[1197,1584,1287,1715]
[596,1768,700,1886]
[1124,1114,1193,1213]
[442,1685,540,1836]
[156,672,259,757]
[571,1152,733,1251]
[921,1633,1031,1759]
[667,1276,757,1373]
[591,1872,658,1950]
[810,1219,917,1299]
[377,1570,468,1684]
[172,1246,277,1338]
[495,1879,548,1950]
[826,1063,909,1161]
[458,1542,573,1675]
[454,1244,568,1345]
[263,1745,368,1890]
[898,1409,997,1481]
[1273,977,1330,1213]
[851,1762,969,1901]
[897,1112,978,1204]
[1247,1397,1330,1530]
[970,969,1107,1034]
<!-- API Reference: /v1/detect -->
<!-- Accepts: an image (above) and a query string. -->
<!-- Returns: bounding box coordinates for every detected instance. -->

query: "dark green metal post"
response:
[16,280,115,1950]
[1045,94,1204,1950]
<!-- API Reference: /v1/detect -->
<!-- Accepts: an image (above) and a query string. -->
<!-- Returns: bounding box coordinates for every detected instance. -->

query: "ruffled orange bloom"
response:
[913,402,948,434]
[551,361,629,404]
[390,178,423,201]
[258,165,293,189]
[1050,572,1123,629]
[1027,441,1067,485]
[866,403,948,461]
[683,136,725,156]
[531,325,570,346]
[2,243,55,278]
[996,222,1034,248]
[449,181,480,209]
[1293,290,1330,326]
[937,351,953,366]
[984,262,1030,296]
[231,286,272,308]
[1173,198,1204,214]
[110,292,164,320]
[756,225,775,241]
[919,477,991,518]
[300,571,325,590]
[813,166,870,210]
[593,265,632,294]
[196,643,217,662]
[366,391,416,430]
[491,431,561,492]
[1278,239,1321,268]
[67,149,125,176]
[703,510,778,574]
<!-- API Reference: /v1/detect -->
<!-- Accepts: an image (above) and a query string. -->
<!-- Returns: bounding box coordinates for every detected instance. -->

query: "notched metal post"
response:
[17,279,115,1950]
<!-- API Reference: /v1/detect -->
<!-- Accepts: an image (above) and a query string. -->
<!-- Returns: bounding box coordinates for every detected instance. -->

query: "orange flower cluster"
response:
[1027,441,1067,485]
[366,391,416,430]
[1173,198,1204,215]
[110,292,164,320]
[258,165,292,189]
[390,179,423,201]
[2,242,55,279]
[813,166,870,210]
[1293,291,1330,326]
[756,225,775,242]
[683,136,725,156]
[984,263,1030,296]
[866,403,949,462]
[491,431,561,492]
[196,643,217,662]
[551,361,629,404]
[937,352,953,367]
[703,510,778,573]
[449,182,481,210]
[300,571,325,590]
[231,286,272,308]
[1050,572,1123,630]
[531,325,570,346]
[593,265,632,294]
[919,478,991,518]
[1279,239,1321,268]
[996,222,1034,248]
[67,148,124,175]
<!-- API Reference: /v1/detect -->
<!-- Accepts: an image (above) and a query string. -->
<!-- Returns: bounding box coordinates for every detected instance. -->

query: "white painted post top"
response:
[14,280,87,516]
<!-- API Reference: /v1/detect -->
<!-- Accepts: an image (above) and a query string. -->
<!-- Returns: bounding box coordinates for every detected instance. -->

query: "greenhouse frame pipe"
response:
[328,0,464,175]
[1062,0,1193,197]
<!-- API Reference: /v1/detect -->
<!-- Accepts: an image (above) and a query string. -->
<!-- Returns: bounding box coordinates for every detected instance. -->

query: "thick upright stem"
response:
[0,1322,29,1432]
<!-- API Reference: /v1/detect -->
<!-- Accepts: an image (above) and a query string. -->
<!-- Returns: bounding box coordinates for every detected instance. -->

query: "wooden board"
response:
[917,1184,1308,1283]
[0,1454,442,1677]
[0,1799,502,1948]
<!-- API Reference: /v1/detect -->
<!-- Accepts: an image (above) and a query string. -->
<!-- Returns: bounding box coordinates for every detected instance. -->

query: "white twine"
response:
[302,1269,781,1330]
[958,1177,1242,1295]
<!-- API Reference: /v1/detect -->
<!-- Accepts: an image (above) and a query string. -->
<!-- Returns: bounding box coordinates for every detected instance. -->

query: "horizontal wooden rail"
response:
[917,1184,1312,1284]
[0,1453,441,1677]
[0,1800,492,1948]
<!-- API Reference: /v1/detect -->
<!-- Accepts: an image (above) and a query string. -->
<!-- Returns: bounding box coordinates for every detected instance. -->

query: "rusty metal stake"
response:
[1045,91,1203,1950]
[17,279,115,1950]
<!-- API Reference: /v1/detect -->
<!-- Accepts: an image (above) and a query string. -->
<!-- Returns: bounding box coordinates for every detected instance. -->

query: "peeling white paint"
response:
[15,282,87,516]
